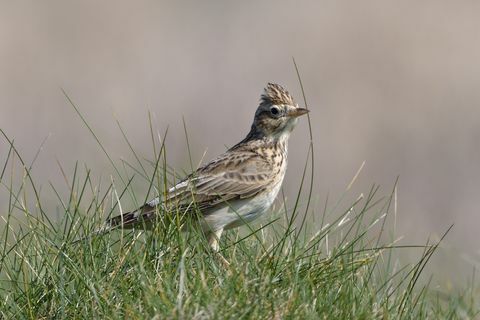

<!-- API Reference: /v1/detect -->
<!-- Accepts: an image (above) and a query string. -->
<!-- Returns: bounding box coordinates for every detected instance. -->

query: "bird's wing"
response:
[167,150,275,209]
[106,150,275,229]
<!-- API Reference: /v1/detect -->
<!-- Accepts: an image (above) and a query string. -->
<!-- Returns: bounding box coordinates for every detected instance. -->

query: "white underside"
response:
[200,180,283,233]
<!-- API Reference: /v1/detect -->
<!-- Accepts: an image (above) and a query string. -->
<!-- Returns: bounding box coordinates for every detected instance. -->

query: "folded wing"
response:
[106,150,274,229]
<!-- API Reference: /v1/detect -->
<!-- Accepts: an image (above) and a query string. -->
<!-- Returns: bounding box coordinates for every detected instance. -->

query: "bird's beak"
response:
[287,108,309,118]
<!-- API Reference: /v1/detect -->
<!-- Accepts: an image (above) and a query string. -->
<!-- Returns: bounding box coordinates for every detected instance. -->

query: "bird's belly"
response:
[200,182,282,232]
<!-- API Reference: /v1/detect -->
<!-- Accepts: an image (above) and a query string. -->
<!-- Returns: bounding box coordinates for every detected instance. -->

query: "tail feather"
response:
[106,210,142,228]
[106,203,157,229]
[72,203,158,244]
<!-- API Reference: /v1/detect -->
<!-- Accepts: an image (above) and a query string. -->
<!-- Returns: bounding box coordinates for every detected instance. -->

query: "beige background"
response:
[1,1,479,286]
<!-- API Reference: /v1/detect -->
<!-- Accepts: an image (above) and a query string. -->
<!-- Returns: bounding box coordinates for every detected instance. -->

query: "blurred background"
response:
[1,1,479,287]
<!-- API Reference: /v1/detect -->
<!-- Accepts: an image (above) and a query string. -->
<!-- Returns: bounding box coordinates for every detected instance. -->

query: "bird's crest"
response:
[260,83,295,106]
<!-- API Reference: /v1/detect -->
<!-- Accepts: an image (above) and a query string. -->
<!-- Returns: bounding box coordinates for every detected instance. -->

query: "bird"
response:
[103,83,309,264]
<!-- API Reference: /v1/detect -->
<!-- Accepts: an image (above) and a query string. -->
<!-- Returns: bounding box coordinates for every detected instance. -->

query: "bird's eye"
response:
[270,107,280,116]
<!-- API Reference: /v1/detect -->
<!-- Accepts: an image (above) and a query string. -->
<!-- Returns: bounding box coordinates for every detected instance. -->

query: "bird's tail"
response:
[72,202,158,244]
[105,202,157,229]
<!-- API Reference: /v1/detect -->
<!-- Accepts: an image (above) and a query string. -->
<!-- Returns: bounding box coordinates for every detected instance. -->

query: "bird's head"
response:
[251,83,309,139]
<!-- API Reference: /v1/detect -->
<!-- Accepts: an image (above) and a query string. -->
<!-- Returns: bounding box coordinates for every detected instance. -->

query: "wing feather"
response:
[105,149,275,229]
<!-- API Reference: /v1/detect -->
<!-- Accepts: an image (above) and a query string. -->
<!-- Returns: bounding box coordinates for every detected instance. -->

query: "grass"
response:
[0,84,478,319]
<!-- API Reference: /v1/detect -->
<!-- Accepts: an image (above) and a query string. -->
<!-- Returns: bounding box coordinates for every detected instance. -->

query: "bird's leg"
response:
[207,228,230,267]
[207,229,222,251]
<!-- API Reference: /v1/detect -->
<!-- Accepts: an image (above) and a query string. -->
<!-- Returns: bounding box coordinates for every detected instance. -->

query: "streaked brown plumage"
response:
[105,83,309,263]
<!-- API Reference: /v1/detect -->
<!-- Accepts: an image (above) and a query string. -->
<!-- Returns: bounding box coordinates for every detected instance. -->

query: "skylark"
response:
[105,83,308,261]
